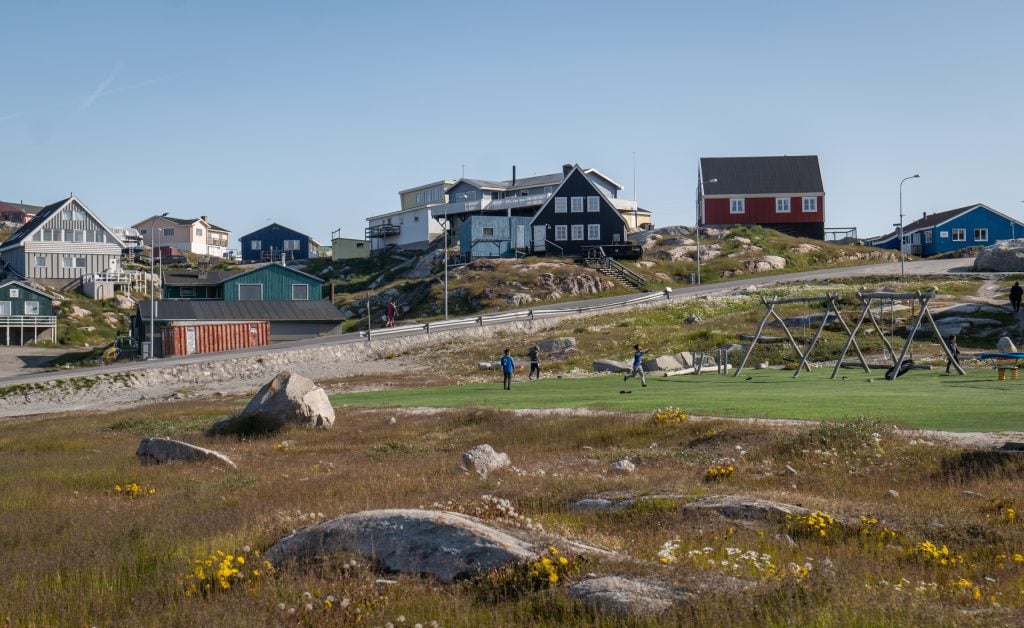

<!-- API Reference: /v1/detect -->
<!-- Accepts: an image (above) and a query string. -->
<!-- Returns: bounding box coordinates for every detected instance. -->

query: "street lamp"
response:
[148,212,168,359]
[899,174,920,279]
[435,214,450,320]
[695,178,718,286]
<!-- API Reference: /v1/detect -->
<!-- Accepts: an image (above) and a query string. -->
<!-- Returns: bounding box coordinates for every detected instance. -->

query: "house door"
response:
[185,327,197,355]
[108,257,120,274]
[533,225,546,252]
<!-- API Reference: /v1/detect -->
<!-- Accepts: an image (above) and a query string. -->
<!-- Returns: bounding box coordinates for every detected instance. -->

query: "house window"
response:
[73,208,85,221]
[195,227,204,237]
[571,224,585,240]
[8,288,18,298]
[61,257,74,268]
[250,240,261,250]
[482,227,495,236]
[24,301,39,316]
[554,225,568,241]
[0,302,9,316]
[62,209,72,220]
[924,231,933,244]
[974,228,989,242]
[776,198,791,213]
[939,231,949,238]
[951,229,966,242]
[35,256,46,268]
[802,197,818,212]
[292,284,309,300]
[587,196,600,212]
[140,228,148,235]
[571,197,584,213]
[75,257,86,268]
[544,186,553,195]
[612,233,621,242]
[181,287,195,297]
[587,224,601,240]
[283,239,300,251]
[554,198,567,213]
[238,284,264,301]
[163,228,175,237]
[730,199,745,214]
[73,230,84,242]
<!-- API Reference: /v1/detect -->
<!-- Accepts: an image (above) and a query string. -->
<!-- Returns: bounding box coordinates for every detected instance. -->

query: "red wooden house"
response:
[698,155,825,240]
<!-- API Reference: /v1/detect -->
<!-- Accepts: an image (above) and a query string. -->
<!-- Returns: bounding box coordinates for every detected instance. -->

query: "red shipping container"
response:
[161,320,270,357]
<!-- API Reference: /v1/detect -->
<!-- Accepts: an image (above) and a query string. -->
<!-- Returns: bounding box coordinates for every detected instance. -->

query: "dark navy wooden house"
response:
[239,223,317,263]
[869,204,1024,257]
[530,165,629,257]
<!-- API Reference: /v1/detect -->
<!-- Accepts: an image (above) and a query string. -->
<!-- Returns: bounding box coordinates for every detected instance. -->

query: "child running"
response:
[528,345,541,380]
[500,348,515,390]
[624,343,647,387]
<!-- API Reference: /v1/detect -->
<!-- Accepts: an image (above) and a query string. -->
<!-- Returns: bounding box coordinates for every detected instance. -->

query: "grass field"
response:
[333,366,1024,432]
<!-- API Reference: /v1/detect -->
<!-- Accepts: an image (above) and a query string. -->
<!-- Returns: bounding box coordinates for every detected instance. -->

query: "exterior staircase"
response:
[583,249,647,291]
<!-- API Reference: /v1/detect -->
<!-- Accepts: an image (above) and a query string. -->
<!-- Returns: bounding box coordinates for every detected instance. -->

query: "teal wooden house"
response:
[0,279,57,344]
[163,263,323,301]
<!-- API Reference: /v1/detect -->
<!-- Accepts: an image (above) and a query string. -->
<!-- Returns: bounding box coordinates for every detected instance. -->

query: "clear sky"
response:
[2,0,1021,246]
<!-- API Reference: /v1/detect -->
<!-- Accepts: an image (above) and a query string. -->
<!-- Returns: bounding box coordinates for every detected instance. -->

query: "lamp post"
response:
[695,178,718,286]
[899,174,920,279]
[148,212,168,359]
[436,215,450,319]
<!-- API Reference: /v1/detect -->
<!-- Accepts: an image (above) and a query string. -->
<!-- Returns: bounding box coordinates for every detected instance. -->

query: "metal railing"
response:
[359,290,670,340]
[604,257,647,286]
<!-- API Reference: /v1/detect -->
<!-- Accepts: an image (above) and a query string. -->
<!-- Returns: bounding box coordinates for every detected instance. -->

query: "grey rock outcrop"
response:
[998,336,1018,353]
[266,509,539,582]
[136,437,237,468]
[682,495,812,522]
[974,239,1024,272]
[569,576,678,615]
[642,354,685,372]
[462,444,510,478]
[209,371,334,435]
[538,336,577,354]
[610,459,636,475]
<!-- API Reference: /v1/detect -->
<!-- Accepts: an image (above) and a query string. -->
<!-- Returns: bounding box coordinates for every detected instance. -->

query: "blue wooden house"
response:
[162,263,324,301]
[868,204,1024,257]
[239,223,318,263]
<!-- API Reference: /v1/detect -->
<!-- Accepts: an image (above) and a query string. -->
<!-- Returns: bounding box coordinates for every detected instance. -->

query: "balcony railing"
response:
[0,315,57,327]
[435,192,553,217]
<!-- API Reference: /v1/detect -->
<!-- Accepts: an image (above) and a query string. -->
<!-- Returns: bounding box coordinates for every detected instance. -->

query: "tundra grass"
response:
[332,367,1024,432]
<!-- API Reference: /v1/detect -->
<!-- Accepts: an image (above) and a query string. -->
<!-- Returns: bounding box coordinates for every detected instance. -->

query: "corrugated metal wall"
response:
[161,320,270,357]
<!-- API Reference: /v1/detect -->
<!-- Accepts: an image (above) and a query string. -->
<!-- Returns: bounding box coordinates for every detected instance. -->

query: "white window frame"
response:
[776,198,791,213]
[0,302,10,316]
[939,230,949,238]
[250,240,261,250]
[195,227,204,237]
[35,256,46,268]
[554,225,568,241]
[163,227,175,237]
[24,301,39,316]
[238,284,264,301]
[587,224,601,240]
[587,196,600,212]
[951,228,966,242]
[283,239,300,251]
[571,224,585,240]
[802,197,818,213]
[554,198,567,213]
[181,287,195,298]
[730,199,745,214]
[924,231,933,244]
[61,256,75,269]
[974,228,989,242]
[291,283,309,300]
[571,197,584,213]
[482,226,495,236]
[8,288,19,298]
[75,257,87,269]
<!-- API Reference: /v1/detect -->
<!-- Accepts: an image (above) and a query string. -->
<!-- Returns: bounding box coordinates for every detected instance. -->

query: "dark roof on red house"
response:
[700,156,824,196]
[1,197,72,248]
[137,299,344,323]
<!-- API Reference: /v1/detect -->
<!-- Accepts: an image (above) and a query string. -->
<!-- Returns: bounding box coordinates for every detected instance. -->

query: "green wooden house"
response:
[0,279,57,344]
[163,263,323,301]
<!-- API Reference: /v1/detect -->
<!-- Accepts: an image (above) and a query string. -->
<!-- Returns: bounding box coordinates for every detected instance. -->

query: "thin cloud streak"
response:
[79,62,124,110]
[0,71,179,123]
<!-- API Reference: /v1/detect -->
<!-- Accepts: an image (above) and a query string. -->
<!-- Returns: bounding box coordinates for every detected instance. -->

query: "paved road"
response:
[0,257,977,388]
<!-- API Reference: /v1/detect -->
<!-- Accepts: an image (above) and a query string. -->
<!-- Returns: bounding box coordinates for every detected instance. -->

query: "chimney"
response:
[562,163,573,178]
[201,215,208,223]
[512,165,516,187]
[922,212,927,219]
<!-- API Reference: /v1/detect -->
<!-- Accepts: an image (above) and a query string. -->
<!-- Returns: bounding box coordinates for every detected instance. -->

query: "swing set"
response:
[734,293,863,378]
[830,288,964,379]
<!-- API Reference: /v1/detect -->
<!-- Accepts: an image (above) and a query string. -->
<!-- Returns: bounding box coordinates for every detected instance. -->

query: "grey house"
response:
[0,196,124,290]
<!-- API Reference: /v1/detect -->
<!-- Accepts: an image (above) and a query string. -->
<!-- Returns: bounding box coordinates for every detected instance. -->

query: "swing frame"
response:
[829,288,964,380]
[734,293,865,378]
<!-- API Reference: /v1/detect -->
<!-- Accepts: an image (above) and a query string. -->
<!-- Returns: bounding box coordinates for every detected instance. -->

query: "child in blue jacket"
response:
[500,348,515,390]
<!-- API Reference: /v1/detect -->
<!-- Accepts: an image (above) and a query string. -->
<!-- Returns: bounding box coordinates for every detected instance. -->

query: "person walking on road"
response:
[624,344,647,387]
[385,301,397,327]
[500,348,516,390]
[527,345,541,380]
[1011,282,1023,313]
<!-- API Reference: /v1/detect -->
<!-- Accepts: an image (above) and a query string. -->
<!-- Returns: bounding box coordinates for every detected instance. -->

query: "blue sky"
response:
[2,0,1021,246]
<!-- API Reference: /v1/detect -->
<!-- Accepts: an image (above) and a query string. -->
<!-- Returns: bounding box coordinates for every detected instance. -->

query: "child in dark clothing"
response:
[528,345,541,380]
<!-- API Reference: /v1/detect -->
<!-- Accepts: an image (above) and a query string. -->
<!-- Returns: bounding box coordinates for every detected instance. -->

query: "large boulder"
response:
[569,576,678,616]
[974,240,1024,271]
[462,444,510,478]
[266,509,539,582]
[136,437,236,468]
[998,336,1018,353]
[642,354,684,373]
[209,371,334,435]
[539,337,577,354]
[593,359,632,373]
[683,495,812,522]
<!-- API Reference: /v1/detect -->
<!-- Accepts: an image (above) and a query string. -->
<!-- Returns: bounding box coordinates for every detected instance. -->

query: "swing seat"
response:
[884,359,914,380]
